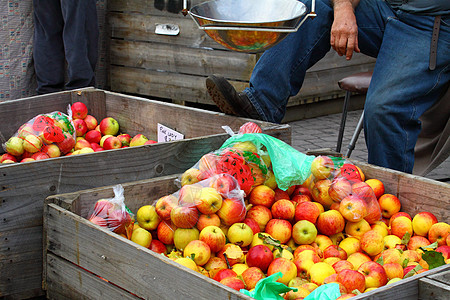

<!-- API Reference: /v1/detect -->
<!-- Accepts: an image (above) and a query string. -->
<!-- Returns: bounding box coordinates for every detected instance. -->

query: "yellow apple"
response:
[136,205,161,231]
[130,227,152,248]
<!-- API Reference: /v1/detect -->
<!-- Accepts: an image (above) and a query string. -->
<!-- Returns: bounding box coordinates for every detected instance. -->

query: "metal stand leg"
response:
[336,91,351,153]
[345,111,364,158]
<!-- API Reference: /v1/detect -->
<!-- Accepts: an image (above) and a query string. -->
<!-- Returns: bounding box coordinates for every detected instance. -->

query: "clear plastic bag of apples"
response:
[306,155,382,226]
[87,184,135,239]
[1,107,76,163]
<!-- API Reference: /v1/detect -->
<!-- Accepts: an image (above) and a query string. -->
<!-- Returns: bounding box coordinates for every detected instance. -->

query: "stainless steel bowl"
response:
[189,0,309,53]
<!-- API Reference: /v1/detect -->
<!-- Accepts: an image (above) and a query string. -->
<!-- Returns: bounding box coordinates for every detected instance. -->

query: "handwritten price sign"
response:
[157,123,184,142]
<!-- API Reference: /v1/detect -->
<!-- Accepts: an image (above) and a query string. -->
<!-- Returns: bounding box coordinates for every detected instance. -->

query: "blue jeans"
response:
[244,0,450,173]
[33,0,99,94]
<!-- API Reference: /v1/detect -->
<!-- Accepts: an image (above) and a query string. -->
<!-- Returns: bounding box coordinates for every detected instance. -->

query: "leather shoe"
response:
[206,75,261,120]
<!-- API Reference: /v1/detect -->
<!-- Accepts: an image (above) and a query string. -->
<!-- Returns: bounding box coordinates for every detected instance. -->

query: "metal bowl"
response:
[189,0,308,53]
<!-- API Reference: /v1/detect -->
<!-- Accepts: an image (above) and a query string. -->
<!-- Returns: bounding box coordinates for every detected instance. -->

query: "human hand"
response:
[330,0,360,60]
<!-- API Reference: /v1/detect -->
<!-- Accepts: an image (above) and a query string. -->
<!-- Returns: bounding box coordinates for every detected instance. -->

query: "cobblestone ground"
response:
[288,109,450,182]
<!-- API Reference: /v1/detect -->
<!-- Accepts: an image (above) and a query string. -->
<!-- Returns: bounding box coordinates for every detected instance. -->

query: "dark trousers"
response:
[33,0,99,94]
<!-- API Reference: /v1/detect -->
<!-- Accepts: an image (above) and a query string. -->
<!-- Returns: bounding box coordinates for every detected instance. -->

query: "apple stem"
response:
[223,253,231,269]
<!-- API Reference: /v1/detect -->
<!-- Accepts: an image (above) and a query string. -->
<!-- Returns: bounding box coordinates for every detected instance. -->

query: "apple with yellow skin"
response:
[383,263,404,280]
[310,179,333,208]
[267,257,298,285]
[42,144,61,158]
[84,114,98,130]
[175,257,198,272]
[313,234,333,253]
[292,220,317,245]
[74,138,92,151]
[131,227,152,248]
[156,220,176,245]
[401,249,421,264]
[345,219,371,239]
[358,261,388,289]
[23,134,42,153]
[136,205,161,231]
[196,187,223,215]
[360,230,384,256]
[412,212,438,237]
[285,287,311,300]
[197,213,221,232]
[323,257,341,266]
[249,185,275,208]
[378,194,401,218]
[346,252,371,270]
[155,194,178,221]
[227,222,254,247]
[407,236,431,252]
[129,133,148,147]
[378,248,402,264]
[371,223,389,237]
[330,232,345,246]
[293,249,321,279]
[199,225,226,253]
[5,136,24,156]
[271,199,295,221]
[390,216,413,239]
[339,237,361,256]
[310,155,335,180]
[316,210,345,236]
[264,170,277,190]
[173,227,200,251]
[216,243,245,266]
[231,263,248,276]
[293,244,317,258]
[365,178,385,199]
[183,240,211,266]
[428,222,450,246]
[99,117,119,136]
[265,219,292,244]
[273,245,294,261]
[180,168,202,186]
[339,195,368,222]
[384,234,402,249]
[288,277,309,288]
[309,262,336,286]
[245,205,272,231]
[217,198,246,226]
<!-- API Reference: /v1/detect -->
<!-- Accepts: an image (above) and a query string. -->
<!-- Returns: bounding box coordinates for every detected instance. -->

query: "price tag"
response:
[157,123,184,143]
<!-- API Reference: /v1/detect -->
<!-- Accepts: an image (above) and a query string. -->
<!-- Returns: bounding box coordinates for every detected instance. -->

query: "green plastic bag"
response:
[303,283,341,300]
[220,133,315,191]
[239,272,297,300]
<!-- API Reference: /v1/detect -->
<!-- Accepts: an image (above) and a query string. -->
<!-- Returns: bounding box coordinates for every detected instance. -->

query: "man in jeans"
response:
[206,0,449,174]
[33,0,99,94]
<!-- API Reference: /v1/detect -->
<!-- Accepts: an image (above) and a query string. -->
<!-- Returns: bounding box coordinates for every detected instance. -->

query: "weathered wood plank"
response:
[45,203,252,300]
[108,0,205,16]
[110,39,256,80]
[46,253,139,300]
[110,59,375,106]
[419,277,450,300]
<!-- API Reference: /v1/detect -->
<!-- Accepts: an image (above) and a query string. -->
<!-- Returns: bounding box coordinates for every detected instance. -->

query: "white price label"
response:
[157,123,184,143]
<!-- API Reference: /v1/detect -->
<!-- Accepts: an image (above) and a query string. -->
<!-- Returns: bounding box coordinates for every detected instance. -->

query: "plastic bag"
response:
[220,133,315,191]
[303,283,341,300]
[2,107,76,162]
[239,272,297,300]
[88,184,135,239]
[307,156,382,224]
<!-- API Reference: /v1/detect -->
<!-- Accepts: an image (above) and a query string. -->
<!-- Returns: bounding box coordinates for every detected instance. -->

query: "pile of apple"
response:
[91,134,449,299]
[1,102,157,163]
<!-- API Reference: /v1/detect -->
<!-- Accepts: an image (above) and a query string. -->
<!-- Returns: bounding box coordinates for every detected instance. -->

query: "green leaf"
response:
[404,265,423,278]
[401,258,410,269]
[420,242,438,251]
[421,250,446,270]
[376,256,384,266]
[401,232,411,245]
[396,248,404,254]
[351,289,362,295]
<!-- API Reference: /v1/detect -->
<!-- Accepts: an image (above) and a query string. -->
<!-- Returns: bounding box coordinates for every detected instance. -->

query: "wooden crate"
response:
[107,0,376,108]
[43,162,450,299]
[0,88,290,298]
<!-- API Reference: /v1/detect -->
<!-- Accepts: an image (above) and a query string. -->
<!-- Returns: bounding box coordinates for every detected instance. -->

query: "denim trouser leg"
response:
[364,13,450,173]
[33,0,99,94]
[61,0,99,90]
[33,0,65,94]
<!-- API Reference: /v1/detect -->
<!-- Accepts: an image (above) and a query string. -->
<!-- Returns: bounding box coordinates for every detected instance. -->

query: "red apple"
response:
[249,185,275,208]
[271,199,295,221]
[144,140,157,145]
[149,239,167,254]
[216,198,246,226]
[436,245,450,260]
[323,245,347,260]
[294,201,321,224]
[339,195,368,223]
[103,136,122,150]
[197,213,221,231]
[336,269,366,293]
[156,220,177,245]
[316,210,345,236]
[243,218,261,235]
[83,114,98,130]
[378,194,401,219]
[89,215,108,228]
[71,102,88,119]
[238,121,262,134]
[31,152,50,160]
[1,153,18,163]
[108,209,132,235]
[428,222,450,246]
[220,277,245,291]
[264,219,292,244]
[246,244,273,272]
[328,176,352,203]
[155,195,178,221]
[358,261,388,289]
[210,174,237,197]
[57,132,76,154]
[85,129,102,144]
[74,138,92,151]
[241,267,266,290]
[170,205,199,229]
[246,205,272,232]
[117,133,132,147]
[73,118,88,137]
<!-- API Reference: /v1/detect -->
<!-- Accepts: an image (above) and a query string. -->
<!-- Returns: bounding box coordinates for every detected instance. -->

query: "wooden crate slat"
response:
[45,203,252,300]
[419,277,450,300]
[46,253,139,300]
[110,39,255,80]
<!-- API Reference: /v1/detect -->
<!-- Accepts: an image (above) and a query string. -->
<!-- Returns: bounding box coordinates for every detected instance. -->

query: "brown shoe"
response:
[206,75,261,120]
